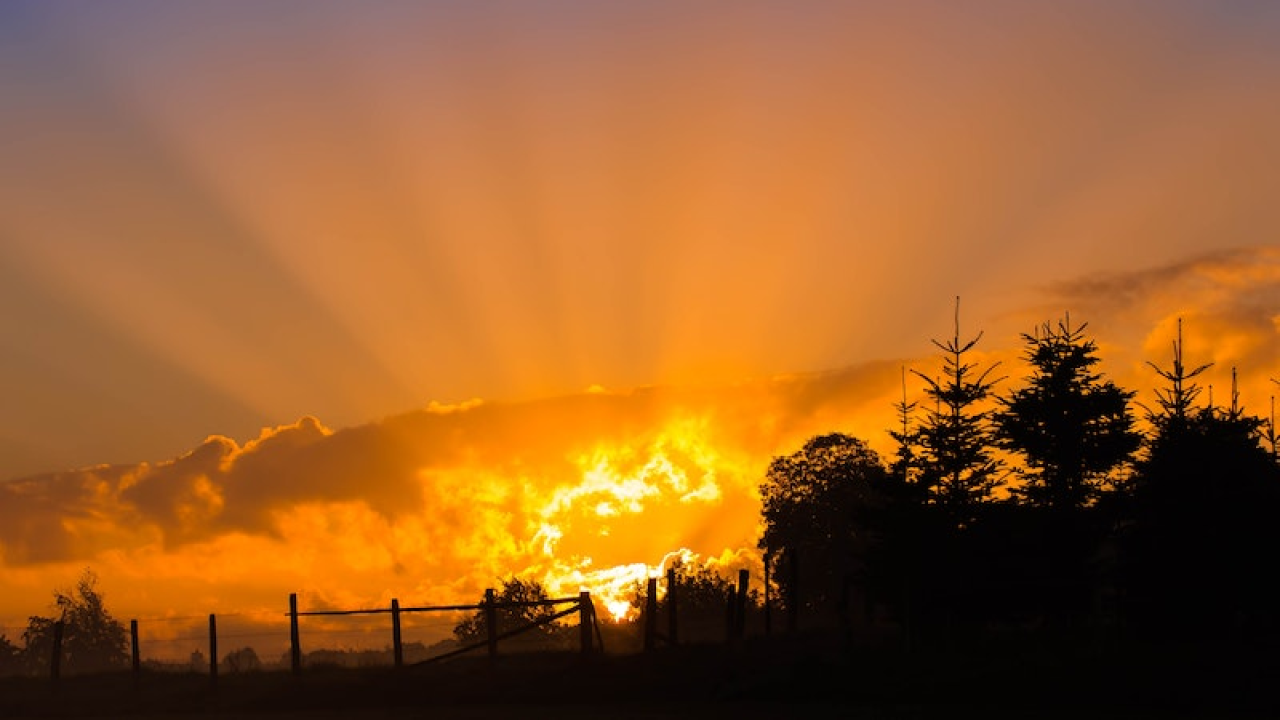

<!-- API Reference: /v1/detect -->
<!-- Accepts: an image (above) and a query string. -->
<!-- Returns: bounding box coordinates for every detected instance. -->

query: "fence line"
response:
[1,589,603,691]
[8,566,765,694]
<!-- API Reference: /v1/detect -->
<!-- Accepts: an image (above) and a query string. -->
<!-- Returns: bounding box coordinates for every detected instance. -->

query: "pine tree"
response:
[1144,318,1211,434]
[1124,322,1280,643]
[912,298,1003,522]
[994,315,1140,509]
[887,367,922,493]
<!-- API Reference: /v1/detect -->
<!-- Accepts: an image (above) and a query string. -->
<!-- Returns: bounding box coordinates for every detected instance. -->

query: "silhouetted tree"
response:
[759,433,887,623]
[453,577,565,647]
[866,368,944,643]
[986,318,1140,630]
[1121,324,1280,645]
[21,570,128,675]
[888,367,923,492]
[1145,318,1212,432]
[913,298,1003,522]
[994,316,1141,509]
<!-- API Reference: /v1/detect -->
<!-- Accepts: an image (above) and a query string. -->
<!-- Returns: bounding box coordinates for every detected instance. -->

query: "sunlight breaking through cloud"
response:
[8,246,1280,642]
[0,370,902,636]
[522,416,740,616]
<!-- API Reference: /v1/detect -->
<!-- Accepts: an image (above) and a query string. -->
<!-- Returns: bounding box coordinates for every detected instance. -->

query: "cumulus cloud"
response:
[0,464,138,564]
[0,363,903,623]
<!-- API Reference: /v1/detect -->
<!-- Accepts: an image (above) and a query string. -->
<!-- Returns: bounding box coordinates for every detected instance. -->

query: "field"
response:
[3,631,1277,719]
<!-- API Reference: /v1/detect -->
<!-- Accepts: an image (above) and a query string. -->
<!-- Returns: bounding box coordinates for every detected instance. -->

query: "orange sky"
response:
[3,1,1280,653]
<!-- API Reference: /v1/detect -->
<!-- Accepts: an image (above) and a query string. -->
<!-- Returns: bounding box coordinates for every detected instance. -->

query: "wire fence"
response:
[2,589,610,681]
[130,613,292,671]
[288,592,597,671]
[287,606,470,668]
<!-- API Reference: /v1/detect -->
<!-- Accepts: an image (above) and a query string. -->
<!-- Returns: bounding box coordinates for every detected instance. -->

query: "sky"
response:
[3,0,1280,654]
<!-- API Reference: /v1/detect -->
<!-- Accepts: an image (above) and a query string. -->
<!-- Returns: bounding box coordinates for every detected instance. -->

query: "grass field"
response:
[2,632,1276,718]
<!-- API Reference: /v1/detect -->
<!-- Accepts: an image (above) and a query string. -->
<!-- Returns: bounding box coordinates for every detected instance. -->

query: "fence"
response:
[640,567,756,652]
[287,589,601,672]
[6,566,787,690]
[128,612,289,669]
[12,589,601,691]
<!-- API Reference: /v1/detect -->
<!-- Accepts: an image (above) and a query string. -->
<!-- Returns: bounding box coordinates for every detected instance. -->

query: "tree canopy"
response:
[759,432,887,619]
[766,308,1280,652]
[21,570,128,675]
[1122,332,1280,639]
[994,316,1140,509]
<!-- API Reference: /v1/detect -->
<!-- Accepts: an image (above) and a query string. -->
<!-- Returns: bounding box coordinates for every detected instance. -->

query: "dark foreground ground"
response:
[2,633,1277,719]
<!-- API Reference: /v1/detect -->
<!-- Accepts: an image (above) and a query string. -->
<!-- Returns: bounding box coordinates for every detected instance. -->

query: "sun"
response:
[603,599,633,622]
[522,416,750,619]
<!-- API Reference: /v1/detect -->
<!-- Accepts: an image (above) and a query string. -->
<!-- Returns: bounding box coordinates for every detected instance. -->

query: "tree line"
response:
[760,306,1280,651]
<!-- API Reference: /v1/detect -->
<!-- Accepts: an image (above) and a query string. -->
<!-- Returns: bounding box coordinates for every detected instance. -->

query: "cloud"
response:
[118,435,234,544]
[0,363,903,624]
[0,464,142,565]
[1035,244,1280,415]
[1046,246,1280,314]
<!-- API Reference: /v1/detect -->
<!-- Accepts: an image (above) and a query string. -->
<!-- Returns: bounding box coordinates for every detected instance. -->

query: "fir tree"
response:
[887,367,922,493]
[1123,322,1280,643]
[994,315,1140,509]
[912,298,1003,521]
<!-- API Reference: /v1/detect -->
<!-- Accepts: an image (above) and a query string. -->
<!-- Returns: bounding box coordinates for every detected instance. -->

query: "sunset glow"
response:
[4,0,1280,655]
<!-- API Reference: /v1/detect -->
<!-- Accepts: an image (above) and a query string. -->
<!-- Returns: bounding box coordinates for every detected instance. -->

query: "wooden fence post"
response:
[289,593,301,674]
[391,598,403,668]
[208,614,218,690]
[578,591,593,656]
[130,619,140,689]
[484,588,498,663]
[50,620,64,690]
[667,566,679,647]
[643,577,659,652]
